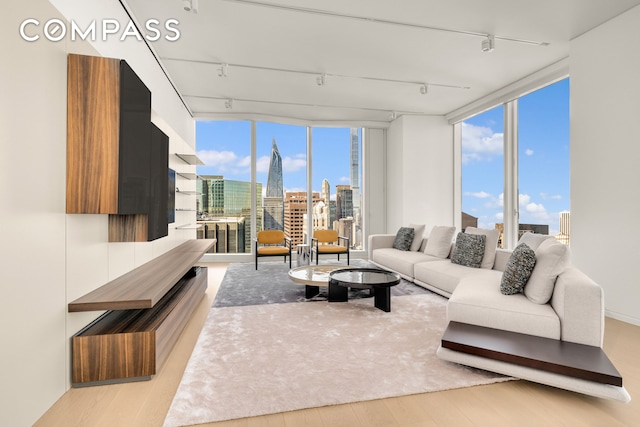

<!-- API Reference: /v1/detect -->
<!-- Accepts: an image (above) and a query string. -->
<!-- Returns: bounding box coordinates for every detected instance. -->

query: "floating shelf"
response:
[176,172,199,180]
[176,189,201,195]
[176,224,203,230]
[175,153,204,165]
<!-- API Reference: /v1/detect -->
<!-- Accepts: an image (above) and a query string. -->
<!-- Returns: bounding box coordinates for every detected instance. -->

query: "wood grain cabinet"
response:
[67,54,170,241]
[67,54,151,215]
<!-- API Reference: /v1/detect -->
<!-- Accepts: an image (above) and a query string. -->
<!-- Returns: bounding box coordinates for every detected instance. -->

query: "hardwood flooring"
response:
[35,262,640,426]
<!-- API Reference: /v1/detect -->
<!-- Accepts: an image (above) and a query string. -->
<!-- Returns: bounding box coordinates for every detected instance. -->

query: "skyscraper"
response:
[336,185,353,220]
[350,128,360,211]
[321,178,330,205]
[263,138,285,231]
[284,191,322,247]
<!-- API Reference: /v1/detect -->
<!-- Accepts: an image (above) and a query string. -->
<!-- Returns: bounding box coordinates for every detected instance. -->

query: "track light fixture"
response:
[225,98,233,109]
[218,63,228,77]
[390,111,397,120]
[182,0,198,13]
[316,73,326,86]
[419,84,428,95]
[482,35,495,52]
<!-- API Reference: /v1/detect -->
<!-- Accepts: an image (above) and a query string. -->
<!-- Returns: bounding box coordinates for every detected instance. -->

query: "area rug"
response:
[213,259,430,308]
[164,293,514,426]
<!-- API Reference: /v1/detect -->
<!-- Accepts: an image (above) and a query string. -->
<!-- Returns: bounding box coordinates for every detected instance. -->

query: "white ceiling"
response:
[124,0,640,125]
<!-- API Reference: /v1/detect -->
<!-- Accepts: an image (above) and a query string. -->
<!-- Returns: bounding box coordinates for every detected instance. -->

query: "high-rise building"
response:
[264,138,285,231]
[336,185,353,220]
[321,178,330,204]
[197,175,262,253]
[350,128,360,211]
[284,191,322,248]
[557,211,571,246]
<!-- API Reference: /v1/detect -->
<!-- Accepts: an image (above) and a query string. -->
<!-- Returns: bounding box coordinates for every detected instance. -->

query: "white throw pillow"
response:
[424,226,456,258]
[518,232,554,251]
[465,227,500,269]
[409,223,426,252]
[524,238,570,304]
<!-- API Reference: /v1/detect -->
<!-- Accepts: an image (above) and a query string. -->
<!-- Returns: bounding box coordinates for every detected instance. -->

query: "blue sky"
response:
[462,78,570,234]
[196,78,569,234]
[196,122,359,199]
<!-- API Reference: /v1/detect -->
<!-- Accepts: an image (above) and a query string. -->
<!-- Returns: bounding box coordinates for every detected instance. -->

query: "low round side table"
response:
[328,268,401,312]
[288,264,346,298]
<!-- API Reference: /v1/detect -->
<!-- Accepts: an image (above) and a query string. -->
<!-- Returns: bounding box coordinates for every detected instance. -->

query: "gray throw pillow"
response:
[500,243,537,295]
[392,227,415,251]
[451,232,486,268]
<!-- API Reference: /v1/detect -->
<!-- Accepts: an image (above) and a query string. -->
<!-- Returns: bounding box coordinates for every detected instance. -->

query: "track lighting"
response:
[225,98,233,109]
[481,35,494,52]
[218,63,228,77]
[316,73,326,86]
[419,84,428,95]
[390,111,397,120]
[182,0,198,13]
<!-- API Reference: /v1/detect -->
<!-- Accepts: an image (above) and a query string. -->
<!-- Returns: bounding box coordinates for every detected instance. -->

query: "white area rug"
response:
[164,294,513,426]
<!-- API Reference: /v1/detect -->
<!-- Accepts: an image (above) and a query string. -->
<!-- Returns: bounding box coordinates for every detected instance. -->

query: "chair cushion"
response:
[314,229,339,243]
[258,230,285,244]
[317,245,348,254]
[258,246,289,255]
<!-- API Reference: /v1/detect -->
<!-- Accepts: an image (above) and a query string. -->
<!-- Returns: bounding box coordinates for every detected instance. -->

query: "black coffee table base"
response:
[329,284,390,311]
[328,268,401,312]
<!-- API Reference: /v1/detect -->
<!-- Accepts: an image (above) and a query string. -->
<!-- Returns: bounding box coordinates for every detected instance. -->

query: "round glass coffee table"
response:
[288,264,347,298]
[328,268,401,312]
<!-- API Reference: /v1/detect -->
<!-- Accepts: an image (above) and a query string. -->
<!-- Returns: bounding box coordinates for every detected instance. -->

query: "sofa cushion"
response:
[451,232,485,268]
[424,225,456,258]
[409,223,426,251]
[525,239,570,304]
[465,227,500,269]
[414,259,498,295]
[518,232,555,250]
[392,227,415,251]
[448,276,561,340]
[500,243,536,295]
[371,248,441,279]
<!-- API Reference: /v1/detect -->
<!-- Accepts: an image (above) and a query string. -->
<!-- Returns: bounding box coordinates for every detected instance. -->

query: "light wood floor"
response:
[36,262,640,426]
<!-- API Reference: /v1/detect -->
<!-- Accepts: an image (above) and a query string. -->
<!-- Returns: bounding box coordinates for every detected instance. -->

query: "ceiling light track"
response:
[163,57,471,91]
[184,94,424,116]
[220,0,550,47]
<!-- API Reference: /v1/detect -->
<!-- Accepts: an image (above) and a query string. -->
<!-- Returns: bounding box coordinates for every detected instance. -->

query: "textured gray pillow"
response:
[451,232,486,268]
[500,243,537,295]
[465,226,500,269]
[392,227,415,251]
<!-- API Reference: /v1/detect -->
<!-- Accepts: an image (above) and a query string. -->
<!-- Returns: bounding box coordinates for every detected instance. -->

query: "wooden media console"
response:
[69,239,215,386]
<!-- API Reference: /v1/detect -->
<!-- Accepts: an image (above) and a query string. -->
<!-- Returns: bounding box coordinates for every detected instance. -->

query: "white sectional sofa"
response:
[368,228,631,402]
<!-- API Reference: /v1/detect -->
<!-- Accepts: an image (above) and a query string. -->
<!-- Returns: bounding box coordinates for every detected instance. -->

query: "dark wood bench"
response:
[69,239,215,386]
[441,321,622,386]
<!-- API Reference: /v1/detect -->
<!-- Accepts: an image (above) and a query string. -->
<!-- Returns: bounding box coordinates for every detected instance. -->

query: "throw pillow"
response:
[524,238,570,304]
[392,227,415,251]
[424,225,456,258]
[518,232,554,251]
[465,227,500,269]
[409,223,426,252]
[451,232,486,268]
[500,243,537,295]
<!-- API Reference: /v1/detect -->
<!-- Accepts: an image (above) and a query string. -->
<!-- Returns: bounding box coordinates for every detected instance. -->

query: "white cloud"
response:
[461,122,503,163]
[197,150,238,172]
[282,155,306,173]
[525,149,534,156]
[339,176,350,183]
[256,155,271,173]
[465,191,491,199]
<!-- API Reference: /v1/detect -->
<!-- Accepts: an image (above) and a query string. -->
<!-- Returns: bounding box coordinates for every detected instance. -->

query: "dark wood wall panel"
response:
[148,124,169,241]
[66,54,120,213]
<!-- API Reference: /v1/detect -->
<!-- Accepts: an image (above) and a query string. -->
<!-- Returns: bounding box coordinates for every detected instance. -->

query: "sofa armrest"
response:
[550,266,604,347]
[367,234,397,259]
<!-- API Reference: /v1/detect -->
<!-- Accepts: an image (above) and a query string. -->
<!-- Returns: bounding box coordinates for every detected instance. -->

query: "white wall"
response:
[570,5,640,325]
[364,128,387,235]
[385,115,455,233]
[1,1,196,425]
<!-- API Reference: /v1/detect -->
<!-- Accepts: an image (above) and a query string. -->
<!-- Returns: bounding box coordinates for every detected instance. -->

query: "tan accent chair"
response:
[255,230,292,270]
[312,230,350,265]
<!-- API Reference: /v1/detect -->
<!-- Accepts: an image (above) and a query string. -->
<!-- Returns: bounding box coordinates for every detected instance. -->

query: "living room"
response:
[3,1,640,426]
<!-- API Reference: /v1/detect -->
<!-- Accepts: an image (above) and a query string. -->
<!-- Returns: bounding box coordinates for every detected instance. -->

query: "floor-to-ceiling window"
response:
[312,127,363,250]
[460,78,570,248]
[518,78,570,245]
[461,105,505,243]
[195,121,364,254]
[195,120,254,254]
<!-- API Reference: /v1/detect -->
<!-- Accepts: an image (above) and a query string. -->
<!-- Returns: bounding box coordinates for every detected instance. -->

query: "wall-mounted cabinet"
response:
[66,54,151,215]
